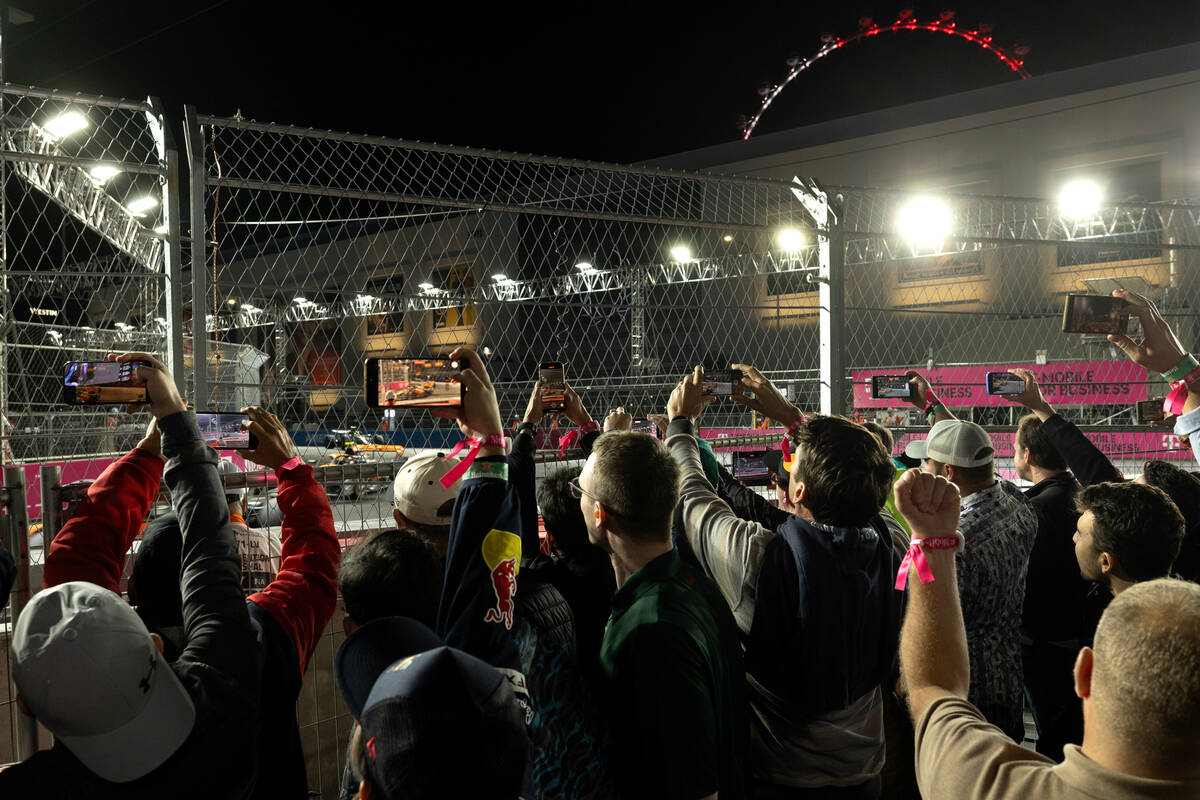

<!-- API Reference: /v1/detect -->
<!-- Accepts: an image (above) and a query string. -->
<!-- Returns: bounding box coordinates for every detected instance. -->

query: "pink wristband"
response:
[440,433,507,488]
[578,421,599,433]
[1163,365,1200,417]
[895,536,961,591]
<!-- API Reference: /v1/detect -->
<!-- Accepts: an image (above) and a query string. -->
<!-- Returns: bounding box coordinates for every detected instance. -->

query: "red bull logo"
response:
[481,529,522,630]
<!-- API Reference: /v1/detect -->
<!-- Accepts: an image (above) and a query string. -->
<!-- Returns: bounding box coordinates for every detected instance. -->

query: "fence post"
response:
[39,464,62,547]
[3,465,38,759]
[821,192,846,416]
[182,105,209,409]
[147,96,186,386]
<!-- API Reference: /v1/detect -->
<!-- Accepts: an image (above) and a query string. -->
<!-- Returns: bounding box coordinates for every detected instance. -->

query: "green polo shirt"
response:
[599,548,747,800]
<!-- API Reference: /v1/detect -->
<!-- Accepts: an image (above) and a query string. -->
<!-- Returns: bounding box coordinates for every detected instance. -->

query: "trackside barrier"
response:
[1,466,37,763]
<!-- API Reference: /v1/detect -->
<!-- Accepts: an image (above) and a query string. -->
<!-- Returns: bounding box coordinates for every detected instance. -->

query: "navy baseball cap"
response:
[356,646,530,799]
[334,616,444,721]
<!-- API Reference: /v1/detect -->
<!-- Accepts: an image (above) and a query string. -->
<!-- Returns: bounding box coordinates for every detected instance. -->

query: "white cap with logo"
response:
[392,451,463,526]
[12,581,196,783]
[904,418,995,468]
[216,458,246,500]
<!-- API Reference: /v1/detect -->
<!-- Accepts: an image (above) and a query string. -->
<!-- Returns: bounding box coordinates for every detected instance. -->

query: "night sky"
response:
[6,0,1199,163]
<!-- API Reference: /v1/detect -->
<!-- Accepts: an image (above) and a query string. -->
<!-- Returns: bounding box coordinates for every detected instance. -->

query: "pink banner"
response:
[894,429,1192,465]
[852,361,1148,409]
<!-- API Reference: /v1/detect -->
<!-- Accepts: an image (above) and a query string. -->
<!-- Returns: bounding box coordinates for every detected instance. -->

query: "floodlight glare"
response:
[293,295,307,304]
[492,273,507,281]
[670,245,692,262]
[1058,179,1103,220]
[89,165,121,184]
[777,228,805,251]
[575,261,593,271]
[44,111,88,139]
[418,282,434,290]
[226,299,237,306]
[722,234,733,243]
[897,196,953,246]
[125,196,159,216]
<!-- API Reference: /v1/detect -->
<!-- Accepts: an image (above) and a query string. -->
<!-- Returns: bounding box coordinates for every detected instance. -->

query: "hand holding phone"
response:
[365,357,463,408]
[195,411,258,450]
[539,362,566,412]
[701,368,743,396]
[985,372,1026,396]
[871,375,912,400]
[1136,399,1166,425]
[1061,293,1129,335]
[240,406,298,469]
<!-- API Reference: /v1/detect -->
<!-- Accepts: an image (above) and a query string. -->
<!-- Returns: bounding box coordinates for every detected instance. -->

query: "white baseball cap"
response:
[217,458,246,500]
[392,451,462,526]
[905,419,994,468]
[12,581,196,782]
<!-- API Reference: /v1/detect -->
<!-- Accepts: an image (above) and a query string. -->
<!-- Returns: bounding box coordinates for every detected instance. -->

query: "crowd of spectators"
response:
[0,288,1197,799]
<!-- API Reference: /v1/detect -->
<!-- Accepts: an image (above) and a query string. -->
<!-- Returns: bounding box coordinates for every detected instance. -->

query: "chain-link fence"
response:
[1,90,1199,788]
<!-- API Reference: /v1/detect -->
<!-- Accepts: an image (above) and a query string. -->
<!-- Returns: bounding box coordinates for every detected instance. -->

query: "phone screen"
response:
[62,360,149,404]
[195,412,257,450]
[732,450,771,482]
[631,418,658,437]
[702,369,742,396]
[1136,399,1165,424]
[1062,294,1129,335]
[871,375,912,400]
[367,358,463,408]
[539,362,565,411]
[986,372,1025,396]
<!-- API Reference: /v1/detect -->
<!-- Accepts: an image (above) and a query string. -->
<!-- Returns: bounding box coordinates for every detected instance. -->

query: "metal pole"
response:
[821,193,846,416]
[38,464,61,547]
[4,465,38,759]
[148,97,185,385]
[182,105,209,409]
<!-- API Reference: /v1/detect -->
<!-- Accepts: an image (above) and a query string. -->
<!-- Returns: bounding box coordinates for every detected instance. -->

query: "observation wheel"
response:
[741,9,1031,139]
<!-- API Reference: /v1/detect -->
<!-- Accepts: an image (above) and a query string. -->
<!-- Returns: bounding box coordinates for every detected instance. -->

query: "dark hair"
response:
[793,416,894,527]
[1017,414,1068,471]
[860,421,894,455]
[588,432,680,541]
[537,466,590,557]
[338,529,443,628]
[129,512,185,632]
[1077,482,1184,581]
[1142,460,1200,536]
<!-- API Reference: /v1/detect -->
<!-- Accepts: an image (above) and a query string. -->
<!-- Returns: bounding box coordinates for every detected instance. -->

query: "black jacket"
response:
[716,463,790,531]
[0,535,14,605]
[1022,471,1088,642]
[0,411,262,798]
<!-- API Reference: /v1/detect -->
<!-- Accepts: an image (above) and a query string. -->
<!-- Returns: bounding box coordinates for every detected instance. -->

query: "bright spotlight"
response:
[293,295,307,304]
[897,196,953,246]
[1058,179,1103,220]
[722,234,733,243]
[43,111,88,139]
[670,245,692,262]
[126,196,159,216]
[226,298,237,306]
[89,165,121,184]
[417,282,433,290]
[575,261,593,271]
[491,273,507,282]
[777,228,805,251]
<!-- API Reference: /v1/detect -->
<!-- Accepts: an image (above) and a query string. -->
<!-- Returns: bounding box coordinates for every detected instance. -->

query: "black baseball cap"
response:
[762,448,791,487]
[335,616,444,721]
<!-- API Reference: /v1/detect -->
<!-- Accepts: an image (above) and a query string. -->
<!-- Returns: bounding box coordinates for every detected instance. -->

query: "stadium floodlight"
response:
[43,111,88,139]
[575,261,593,271]
[293,295,307,303]
[88,165,121,184]
[125,196,159,216]
[492,273,507,281]
[418,282,433,290]
[226,298,237,306]
[240,305,257,312]
[897,196,953,246]
[777,228,805,251]
[153,223,168,234]
[1058,179,1103,220]
[670,245,692,262]
[722,234,733,243]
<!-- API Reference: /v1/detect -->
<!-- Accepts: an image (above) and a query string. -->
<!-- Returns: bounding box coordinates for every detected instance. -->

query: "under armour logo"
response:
[139,653,156,694]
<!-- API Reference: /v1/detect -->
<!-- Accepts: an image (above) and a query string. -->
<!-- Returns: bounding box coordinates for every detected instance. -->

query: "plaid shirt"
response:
[956,479,1038,740]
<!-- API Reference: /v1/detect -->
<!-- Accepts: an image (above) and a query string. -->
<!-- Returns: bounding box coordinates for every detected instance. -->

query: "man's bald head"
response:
[1089,578,1200,771]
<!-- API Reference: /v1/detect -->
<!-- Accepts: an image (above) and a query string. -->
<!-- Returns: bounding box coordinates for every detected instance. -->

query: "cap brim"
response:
[904,439,928,461]
[336,617,445,720]
[58,649,195,783]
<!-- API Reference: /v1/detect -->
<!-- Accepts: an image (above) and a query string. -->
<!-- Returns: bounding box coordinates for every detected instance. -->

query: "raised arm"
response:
[432,348,523,671]
[1005,368,1122,486]
[895,469,969,722]
[510,382,544,558]
[43,416,164,591]
[242,407,340,675]
[905,371,955,426]
[667,367,773,630]
[121,352,257,689]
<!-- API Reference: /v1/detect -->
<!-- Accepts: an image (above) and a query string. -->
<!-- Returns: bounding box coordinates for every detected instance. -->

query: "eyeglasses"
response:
[568,476,593,501]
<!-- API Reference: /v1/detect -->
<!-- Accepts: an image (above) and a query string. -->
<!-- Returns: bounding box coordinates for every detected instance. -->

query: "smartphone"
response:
[1061,293,1129,335]
[1136,399,1165,424]
[870,375,912,400]
[732,450,771,484]
[364,357,463,408]
[986,371,1026,396]
[62,360,150,404]
[195,412,258,450]
[539,362,566,412]
[701,368,743,396]
[631,418,659,437]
